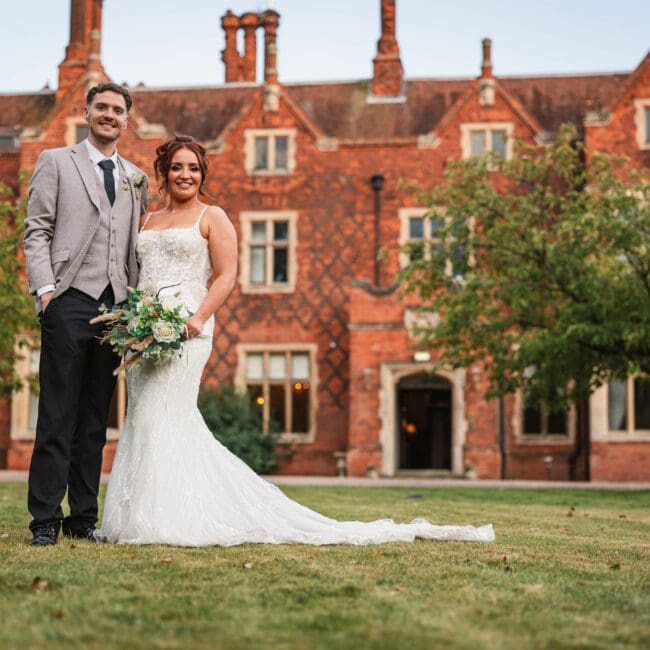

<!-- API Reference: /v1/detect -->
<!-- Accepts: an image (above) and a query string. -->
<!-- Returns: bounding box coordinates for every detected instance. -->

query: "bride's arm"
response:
[184,206,238,337]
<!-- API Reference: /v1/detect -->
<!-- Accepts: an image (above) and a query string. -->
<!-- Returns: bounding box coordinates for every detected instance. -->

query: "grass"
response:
[0,483,648,649]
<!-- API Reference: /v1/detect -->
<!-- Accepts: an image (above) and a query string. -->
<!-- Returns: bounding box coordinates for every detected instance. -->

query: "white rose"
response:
[151,320,178,343]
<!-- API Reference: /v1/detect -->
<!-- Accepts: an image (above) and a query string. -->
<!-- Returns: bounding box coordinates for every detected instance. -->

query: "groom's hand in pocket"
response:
[41,291,54,311]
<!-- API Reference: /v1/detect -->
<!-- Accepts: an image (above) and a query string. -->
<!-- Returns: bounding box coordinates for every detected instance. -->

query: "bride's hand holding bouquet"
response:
[90,285,189,374]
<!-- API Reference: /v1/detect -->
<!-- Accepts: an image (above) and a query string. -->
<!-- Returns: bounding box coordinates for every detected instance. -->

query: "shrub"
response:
[198,384,281,474]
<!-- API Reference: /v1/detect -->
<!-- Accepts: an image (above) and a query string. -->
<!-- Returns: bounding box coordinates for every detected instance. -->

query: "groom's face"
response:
[85,91,128,145]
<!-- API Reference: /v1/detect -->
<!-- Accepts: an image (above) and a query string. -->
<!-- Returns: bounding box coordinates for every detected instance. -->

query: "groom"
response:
[24,82,148,546]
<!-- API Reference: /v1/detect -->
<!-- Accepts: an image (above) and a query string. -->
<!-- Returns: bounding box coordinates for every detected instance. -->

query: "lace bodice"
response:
[136,211,211,316]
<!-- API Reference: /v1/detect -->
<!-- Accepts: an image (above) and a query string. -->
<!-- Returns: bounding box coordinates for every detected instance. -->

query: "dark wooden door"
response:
[398,387,451,470]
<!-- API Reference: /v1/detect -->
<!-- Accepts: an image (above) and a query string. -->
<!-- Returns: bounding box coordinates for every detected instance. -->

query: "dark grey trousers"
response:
[28,287,118,533]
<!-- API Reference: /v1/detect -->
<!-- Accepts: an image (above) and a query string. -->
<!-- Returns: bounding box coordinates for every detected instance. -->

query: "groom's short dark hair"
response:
[86,83,133,112]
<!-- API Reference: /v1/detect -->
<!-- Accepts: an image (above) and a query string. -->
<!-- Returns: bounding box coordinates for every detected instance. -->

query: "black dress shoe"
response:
[29,525,58,546]
[63,527,107,543]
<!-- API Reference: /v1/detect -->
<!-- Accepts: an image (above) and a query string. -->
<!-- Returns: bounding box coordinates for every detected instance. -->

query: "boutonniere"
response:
[122,173,146,198]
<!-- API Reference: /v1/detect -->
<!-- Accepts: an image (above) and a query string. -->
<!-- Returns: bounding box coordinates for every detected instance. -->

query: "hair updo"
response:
[153,135,209,197]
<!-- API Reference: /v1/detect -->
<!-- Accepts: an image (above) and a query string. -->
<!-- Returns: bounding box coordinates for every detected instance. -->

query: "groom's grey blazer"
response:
[24,142,148,310]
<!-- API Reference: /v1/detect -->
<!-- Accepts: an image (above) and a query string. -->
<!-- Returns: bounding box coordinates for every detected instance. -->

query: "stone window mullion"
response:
[262,352,270,434]
[265,220,273,285]
[627,377,634,433]
[284,351,292,434]
[268,136,276,172]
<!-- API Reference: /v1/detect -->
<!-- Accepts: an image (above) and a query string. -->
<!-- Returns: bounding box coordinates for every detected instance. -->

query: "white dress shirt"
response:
[37,139,120,298]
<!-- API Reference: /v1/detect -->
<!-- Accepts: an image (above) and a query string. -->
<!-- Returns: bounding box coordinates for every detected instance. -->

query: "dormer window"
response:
[65,117,90,146]
[245,128,296,175]
[76,124,89,143]
[461,122,513,161]
[255,135,288,171]
[0,132,18,149]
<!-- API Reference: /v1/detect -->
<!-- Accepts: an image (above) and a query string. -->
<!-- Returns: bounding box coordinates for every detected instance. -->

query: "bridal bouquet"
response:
[91,286,189,374]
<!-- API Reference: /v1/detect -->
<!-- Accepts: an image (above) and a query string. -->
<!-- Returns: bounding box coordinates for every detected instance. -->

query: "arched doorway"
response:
[397,372,452,470]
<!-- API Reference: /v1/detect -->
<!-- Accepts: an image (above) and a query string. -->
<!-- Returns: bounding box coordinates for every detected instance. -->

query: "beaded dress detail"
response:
[100,209,494,546]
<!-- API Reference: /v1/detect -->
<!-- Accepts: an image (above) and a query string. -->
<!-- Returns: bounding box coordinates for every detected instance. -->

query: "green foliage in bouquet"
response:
[198,384,282,474]
[91,286,188,374]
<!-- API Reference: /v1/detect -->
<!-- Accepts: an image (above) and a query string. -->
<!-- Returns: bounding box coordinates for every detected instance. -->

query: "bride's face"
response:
[168,148,203,201]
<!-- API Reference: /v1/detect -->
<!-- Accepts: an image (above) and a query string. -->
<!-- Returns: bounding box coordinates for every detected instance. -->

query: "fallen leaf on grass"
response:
[243,562,254,569]
[32,577,49,592]
[51,609,64,619]
[159,557,173,564]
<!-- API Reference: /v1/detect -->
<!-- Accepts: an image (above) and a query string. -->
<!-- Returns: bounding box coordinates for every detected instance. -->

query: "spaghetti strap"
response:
[193,205,209,228]
[140,212,153,232]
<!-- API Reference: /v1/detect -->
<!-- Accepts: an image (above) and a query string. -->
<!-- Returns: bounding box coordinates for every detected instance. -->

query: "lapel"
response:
[117,156,136,219]
[70,142,101,211]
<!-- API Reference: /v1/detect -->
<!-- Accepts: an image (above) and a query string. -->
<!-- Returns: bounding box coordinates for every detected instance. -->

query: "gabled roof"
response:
[0,71,632,142]
[0,92,55,128]
[503,72,627,133]
[130,85,259,141]
[603,50,650,114]
[287,79,470,138]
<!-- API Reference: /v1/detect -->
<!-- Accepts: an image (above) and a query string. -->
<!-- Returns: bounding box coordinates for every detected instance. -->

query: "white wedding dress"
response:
[100,208,495,546]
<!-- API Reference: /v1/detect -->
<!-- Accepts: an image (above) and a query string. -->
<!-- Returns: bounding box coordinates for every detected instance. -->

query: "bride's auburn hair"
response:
[154,135,209,197]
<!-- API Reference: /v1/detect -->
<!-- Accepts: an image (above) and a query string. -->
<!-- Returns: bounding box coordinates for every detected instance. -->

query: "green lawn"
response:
[1,484,648,650]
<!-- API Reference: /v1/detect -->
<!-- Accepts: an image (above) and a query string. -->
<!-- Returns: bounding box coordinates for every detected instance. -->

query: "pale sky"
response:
[1,1,648,93]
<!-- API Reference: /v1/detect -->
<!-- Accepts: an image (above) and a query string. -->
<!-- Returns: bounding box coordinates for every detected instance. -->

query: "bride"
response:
[100,136,495,546]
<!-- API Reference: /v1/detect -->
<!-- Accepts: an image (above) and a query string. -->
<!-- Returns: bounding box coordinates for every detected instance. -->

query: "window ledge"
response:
[278,432,315,444]
[595,432,650,442]
[10,428,35,441]
[249,170,292,177]
[518,434,572,445]
[241,284,295,295]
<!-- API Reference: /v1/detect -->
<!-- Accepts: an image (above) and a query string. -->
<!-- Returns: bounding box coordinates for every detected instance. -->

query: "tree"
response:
[401,125,650,411]
[0,179,37,397]
[198,384,282,474]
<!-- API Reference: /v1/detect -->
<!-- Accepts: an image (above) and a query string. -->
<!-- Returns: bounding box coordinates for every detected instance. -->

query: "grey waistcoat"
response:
[71,171,132,302]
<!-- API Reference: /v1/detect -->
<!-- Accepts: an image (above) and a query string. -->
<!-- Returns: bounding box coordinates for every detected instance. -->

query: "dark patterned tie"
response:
[98,159,116,206]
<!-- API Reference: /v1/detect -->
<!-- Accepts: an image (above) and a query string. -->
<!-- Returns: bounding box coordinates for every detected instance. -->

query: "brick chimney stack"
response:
[240,12,260,83]
[221,9,241,83]
[481,38,493,77]
[220,6,280,96]
[65,0,91,62]
[371,0,404,96]
[221,10,242,82]
[261,9,280,86]
[478,38,495,106]
[261,9,280,110]
[58,0,103,100]
[86,0,103,88]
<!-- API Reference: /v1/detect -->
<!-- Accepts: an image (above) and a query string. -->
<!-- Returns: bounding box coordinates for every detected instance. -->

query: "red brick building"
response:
[1,0,649,481]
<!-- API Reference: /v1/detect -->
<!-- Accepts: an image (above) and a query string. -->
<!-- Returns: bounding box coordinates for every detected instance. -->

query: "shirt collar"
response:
[84,138,119,168]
